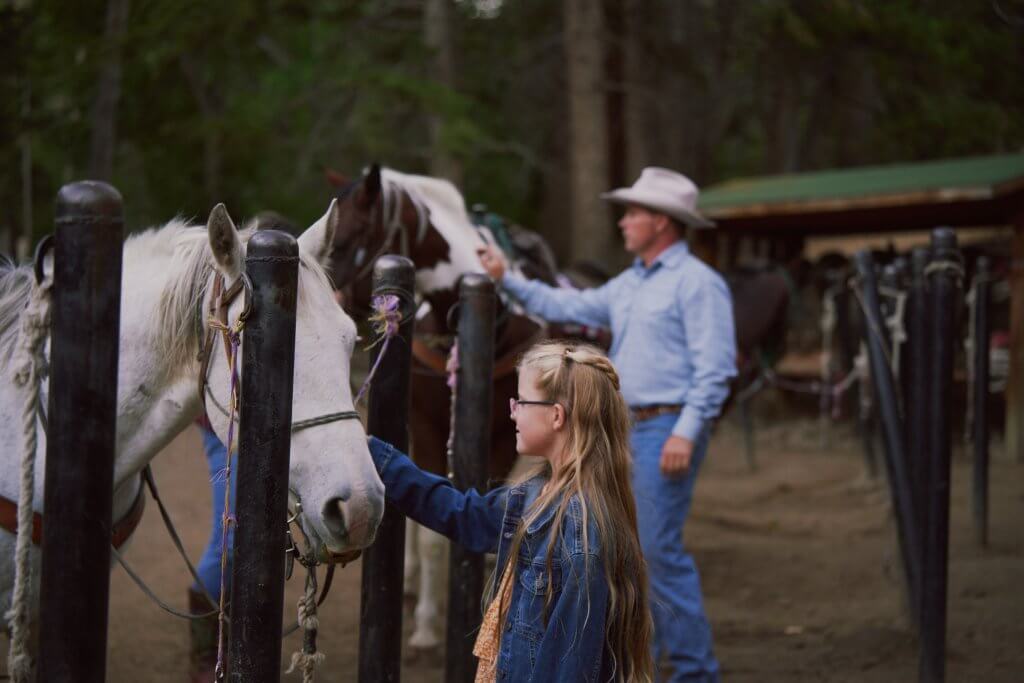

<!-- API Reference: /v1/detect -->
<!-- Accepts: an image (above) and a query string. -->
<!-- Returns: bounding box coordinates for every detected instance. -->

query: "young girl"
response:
[368,341,653,682]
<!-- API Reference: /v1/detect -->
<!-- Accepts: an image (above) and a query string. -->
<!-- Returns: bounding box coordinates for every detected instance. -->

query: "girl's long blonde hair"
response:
[491,340,654,682]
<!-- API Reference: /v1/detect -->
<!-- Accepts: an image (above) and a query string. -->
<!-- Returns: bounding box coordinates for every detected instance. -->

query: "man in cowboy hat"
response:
[479,167,735,682]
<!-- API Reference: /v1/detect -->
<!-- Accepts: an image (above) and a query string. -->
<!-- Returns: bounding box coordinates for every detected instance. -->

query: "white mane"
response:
[2,219,336,381]
[380,168,519,292]
[0,266,34,368]
[132,219,334,377]
[1,219,336,384]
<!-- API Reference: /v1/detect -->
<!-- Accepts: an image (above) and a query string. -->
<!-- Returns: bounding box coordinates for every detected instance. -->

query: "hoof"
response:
[408,627,443,651]
[188,587,221,683]
[403,643,444,667]
[189,668,216,683]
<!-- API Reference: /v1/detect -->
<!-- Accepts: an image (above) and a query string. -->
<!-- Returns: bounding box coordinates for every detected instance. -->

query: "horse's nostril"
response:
[322,499,347,539]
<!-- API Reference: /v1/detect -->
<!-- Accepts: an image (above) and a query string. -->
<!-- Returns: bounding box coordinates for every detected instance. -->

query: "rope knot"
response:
[368,294,401,341]
[207,317,244,347]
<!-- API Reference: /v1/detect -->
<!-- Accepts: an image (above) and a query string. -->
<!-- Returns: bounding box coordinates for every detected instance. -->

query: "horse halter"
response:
[196,271,361,433]
[339,175,429,294]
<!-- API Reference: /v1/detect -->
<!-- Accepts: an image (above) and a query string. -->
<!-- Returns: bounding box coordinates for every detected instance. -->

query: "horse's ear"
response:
[298,198,339,266]
[207,203,244,280]
[356,163,382,210]
[325,167,349,188]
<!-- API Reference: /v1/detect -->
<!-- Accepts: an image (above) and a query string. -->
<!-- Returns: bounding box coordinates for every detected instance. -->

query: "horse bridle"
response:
[196,271,361,433]
[335,175,429,314]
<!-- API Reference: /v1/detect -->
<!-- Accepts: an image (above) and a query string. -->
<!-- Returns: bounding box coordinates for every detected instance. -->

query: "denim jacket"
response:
[368,437,614,682]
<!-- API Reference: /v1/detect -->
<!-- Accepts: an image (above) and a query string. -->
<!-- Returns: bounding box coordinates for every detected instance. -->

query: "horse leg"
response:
[407,526,447,651]
[403,518,420,602]
[741,396,757,472]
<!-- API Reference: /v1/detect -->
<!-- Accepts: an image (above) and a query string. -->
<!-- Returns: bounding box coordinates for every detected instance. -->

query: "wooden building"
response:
[698,153,1024,461]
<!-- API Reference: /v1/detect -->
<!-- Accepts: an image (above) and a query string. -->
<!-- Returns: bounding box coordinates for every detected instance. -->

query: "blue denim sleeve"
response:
[368,437,506,554]
[533,550,608,681]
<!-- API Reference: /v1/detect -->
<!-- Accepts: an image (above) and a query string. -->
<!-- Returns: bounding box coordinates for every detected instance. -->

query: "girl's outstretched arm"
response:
[368,437,506,554]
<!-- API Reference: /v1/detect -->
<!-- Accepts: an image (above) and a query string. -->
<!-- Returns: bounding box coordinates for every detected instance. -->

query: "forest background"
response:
[3,0,1023,267]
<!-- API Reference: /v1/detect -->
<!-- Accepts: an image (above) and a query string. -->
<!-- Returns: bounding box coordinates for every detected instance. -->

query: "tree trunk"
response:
[604,0,626,193]
[179,54,223,204]
[424,0,462,185]
[564,0,613,265]
[88,0,130,182]
[18,79,32,261]
[622,0,653,180]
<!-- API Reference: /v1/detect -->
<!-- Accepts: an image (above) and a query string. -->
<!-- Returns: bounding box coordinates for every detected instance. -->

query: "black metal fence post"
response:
[919,229,961,683]
[909,248,933,626]
[445,274,496,683]
[907,246,931,592]
[358,255,416,683]
[227,230,300,681]
[37,181,124,683]
[853,251,921,616]
[971,256,991,547]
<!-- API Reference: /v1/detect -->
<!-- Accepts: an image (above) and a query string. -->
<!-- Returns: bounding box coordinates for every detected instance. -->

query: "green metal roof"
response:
[699,153,1024,220]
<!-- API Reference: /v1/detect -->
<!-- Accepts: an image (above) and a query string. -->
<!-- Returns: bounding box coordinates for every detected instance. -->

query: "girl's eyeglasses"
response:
[509,398,556,415]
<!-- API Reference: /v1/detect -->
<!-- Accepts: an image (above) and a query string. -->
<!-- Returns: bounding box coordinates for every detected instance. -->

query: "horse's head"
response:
[326,164,490,320]
[324,164,386,318]
[203,201,384,559]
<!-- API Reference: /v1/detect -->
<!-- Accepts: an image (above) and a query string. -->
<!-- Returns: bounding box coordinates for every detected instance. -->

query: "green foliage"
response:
[2,0,1022,252]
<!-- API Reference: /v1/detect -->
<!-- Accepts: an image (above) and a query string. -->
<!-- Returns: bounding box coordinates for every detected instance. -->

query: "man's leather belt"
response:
[631,403,684,422]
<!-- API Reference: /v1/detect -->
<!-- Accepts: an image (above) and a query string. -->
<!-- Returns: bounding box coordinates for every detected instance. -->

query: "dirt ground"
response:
[8,414,1022,682]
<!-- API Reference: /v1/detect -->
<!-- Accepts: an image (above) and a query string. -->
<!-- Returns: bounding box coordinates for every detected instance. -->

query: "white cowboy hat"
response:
[600,167,715,229]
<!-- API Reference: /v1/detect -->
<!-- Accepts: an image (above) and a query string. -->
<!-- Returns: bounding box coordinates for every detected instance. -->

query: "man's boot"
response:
[187,587,219,683]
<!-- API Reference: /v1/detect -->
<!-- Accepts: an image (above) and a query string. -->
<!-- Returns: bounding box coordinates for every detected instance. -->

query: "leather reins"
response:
[196,271,361,433]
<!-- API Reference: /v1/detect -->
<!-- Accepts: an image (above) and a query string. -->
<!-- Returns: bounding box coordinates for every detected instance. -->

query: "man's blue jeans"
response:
[631,414,719,683]
[193,425,236,600]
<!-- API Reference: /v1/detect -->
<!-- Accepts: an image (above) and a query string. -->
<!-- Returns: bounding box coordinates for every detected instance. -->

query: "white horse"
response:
[0,200,384,637]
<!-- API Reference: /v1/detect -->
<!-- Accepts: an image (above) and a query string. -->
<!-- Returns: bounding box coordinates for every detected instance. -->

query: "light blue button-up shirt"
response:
[502,241,737,442]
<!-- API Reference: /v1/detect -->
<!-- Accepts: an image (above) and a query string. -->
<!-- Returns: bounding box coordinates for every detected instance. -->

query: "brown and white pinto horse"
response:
[327,166,797,651]
[327,164,544,652]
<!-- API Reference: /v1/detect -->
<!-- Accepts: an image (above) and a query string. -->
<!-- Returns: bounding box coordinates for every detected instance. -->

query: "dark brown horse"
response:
[326,164,544,651]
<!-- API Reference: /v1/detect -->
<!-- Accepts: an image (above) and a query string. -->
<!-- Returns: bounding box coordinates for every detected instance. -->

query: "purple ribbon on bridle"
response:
[354,294,403,405]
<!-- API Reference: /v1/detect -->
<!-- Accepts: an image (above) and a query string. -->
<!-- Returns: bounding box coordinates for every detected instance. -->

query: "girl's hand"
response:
[660,436,693,478]
[477,245,507,281]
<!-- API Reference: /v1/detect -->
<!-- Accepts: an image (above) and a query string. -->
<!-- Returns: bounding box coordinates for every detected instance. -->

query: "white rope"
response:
[5,274,52,682]
[819,285,839,384]
[878,286,908,378]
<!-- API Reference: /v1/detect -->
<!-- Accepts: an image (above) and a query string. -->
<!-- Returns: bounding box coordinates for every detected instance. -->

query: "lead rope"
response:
[284,293,405,682]
[5,274,52,683]
[285,557,324,682]
[206,315,244,683]
[445,340,460,480]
